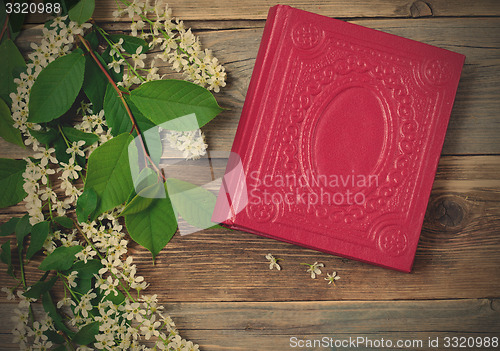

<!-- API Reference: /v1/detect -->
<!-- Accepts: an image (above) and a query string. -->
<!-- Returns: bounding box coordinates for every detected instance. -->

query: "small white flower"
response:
[109,38,124,58]
[74,291,96,318]
[66,271,78,288]
[66,140,86,157]
[131,46,147,69]
[140,315,161,340]
[130,19,144,37]
[1,287,15,300]
[99,256,121,275]
[94,332,116,349]
[59,157,82,179]
[125,301,146,322]
[39,167,55,185]
[33,147,57,167]
[39,187,57,203]
[56,296,75,309]
[265,253,281,271]
[301,262,324,279]
[325,271,341,285]
[75,246,97,263]
[107,58,124,73]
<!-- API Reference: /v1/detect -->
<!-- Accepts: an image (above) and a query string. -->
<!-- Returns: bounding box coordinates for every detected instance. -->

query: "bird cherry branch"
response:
[77,34,166,182]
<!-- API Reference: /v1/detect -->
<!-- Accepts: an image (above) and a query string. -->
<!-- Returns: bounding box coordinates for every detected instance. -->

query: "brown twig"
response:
[77,34,166,182]
[0,14,10,42]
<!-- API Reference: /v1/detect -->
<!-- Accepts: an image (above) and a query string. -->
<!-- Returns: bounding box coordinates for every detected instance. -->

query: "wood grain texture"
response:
[87,0,500,20]
[20,0,500,23]
[0,299,498,350]
[2,18,500,158]
[1,156,498,303]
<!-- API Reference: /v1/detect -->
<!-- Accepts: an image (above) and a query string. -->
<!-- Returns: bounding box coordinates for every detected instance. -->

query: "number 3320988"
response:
[5,2,61,14]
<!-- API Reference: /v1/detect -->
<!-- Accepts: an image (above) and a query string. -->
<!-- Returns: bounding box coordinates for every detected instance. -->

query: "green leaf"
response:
[120,168,162,216]
[84,30,99,50]
[166,178,218,229]
[0,158,27,208]
[58,0,81,16]
[130,80,223,131]
[24,276,58,299]
[72,321,99,345]
[85,133,133,217]
[73,277,92,296]
[61,126,99,146]
[0,2,7,44]
[42,292,74,337]
[0,39,26,103]
[126,97,163,164]
[0,2,23,42]
[39,246,83,271]
[76,188,98,223]
[29,128,59,146]
[126,96,156,131]
[52,345,68,351]
[82,52,108,112]
[103,288,125,305]
[0,240,14,278]
[120,189,154,217]
[0,98,23,147]
[103,84,133,136]
[103,87,157,139]
[68,0,95,24]
[64,259,102,279]
[53,216,74,229]
[7,2,25,38]
[26,221,50,260]
[15,214,31,246]
[108,34,149,55]
[134,120,163,166]
[28,50,85,123]
[44,330,65,345]
[124,184,177,260]
[0,217,20,236]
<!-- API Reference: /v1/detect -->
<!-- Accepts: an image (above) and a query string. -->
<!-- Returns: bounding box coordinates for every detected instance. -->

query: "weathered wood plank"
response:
[2,18,499,158]
[0,299,498,350]
[0,155,498,302]
[23,0,500,23]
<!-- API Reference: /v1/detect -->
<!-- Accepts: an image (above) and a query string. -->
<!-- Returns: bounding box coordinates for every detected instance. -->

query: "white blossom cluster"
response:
[164,130,208,160]
[113,0,227,92]
[5,15,201,351]
[5,289,56,350]
[10,16,92,226]
[72,210,198,350]
[103,34,152,88]
[74,104,113,148]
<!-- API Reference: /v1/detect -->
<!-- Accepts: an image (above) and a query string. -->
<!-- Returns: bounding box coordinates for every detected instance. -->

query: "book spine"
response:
[218,5,286,226]
[230,5,284,161]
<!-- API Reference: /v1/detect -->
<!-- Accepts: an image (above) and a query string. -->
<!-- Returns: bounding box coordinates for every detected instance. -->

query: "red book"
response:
[212,5,465,272]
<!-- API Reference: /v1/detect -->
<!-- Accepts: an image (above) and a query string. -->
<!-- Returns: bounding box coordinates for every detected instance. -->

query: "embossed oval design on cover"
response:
[312,86,387,189]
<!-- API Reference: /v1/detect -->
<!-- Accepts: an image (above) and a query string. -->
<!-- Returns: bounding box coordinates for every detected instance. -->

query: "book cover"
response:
[212,5,465,272]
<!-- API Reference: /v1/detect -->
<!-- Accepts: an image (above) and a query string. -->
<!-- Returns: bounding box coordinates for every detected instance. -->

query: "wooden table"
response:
[1,0,500,349]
